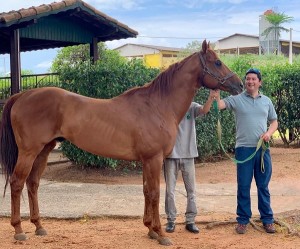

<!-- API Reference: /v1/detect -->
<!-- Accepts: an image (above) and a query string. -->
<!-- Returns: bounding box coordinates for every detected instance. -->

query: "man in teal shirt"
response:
[217,68,278,234]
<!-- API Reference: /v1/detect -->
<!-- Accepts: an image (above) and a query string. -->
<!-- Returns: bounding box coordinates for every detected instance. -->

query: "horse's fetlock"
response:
[11,219,21,228]
[30,217,40,225]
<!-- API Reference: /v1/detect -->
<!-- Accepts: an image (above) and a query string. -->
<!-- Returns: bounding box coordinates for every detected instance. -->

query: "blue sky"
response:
[1,0,300,74]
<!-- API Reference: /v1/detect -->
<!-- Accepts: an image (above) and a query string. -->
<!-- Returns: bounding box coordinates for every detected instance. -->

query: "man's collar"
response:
[243,90,262,98]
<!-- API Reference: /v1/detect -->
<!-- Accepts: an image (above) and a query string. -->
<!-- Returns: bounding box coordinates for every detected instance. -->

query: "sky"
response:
[1,0,300,74]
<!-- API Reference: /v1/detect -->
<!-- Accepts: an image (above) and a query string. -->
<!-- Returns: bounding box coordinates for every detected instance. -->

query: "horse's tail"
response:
[0,93,23,195]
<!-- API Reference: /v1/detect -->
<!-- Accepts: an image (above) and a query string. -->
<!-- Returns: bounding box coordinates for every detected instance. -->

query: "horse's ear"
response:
[202,39,208,53]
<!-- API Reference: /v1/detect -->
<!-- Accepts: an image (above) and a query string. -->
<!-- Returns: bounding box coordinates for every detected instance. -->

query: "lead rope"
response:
[213,100,268,173]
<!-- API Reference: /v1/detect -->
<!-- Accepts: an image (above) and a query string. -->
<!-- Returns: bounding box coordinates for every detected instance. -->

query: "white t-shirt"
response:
[167,102,203,159]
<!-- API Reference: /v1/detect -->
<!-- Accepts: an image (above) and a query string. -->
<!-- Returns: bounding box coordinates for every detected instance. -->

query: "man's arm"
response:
[261,119,279,142]
[214,90,226,110]
[199,90,219,115]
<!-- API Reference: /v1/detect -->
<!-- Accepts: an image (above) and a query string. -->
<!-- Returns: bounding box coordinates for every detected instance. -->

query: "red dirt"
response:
[1,145,299,248]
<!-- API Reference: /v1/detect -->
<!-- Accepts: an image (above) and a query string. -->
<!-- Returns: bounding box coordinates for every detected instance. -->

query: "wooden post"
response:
[90,37,99,64]
[10,29,21,95]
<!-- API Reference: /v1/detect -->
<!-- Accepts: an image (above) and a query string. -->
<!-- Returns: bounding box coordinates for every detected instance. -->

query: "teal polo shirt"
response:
[223,91,277,148]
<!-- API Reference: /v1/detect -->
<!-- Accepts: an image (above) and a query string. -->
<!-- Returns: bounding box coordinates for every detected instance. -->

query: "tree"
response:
[177,40,202,58]
[177,40,216,59]
[51,43,125,72]
[261,11,294,54]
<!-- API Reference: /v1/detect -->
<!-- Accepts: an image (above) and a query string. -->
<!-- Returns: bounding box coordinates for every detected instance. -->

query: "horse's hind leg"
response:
[142,155,172,246]
[26,140,57,237]
[10,151,40,241]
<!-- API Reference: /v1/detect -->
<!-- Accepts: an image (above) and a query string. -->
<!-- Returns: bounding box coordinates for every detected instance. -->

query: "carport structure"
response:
[0,0,138,95]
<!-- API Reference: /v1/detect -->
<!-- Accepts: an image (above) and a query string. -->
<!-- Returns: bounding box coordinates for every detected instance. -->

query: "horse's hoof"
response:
[148,230,159,240]
[14,233,27,241]
[158,237,172,246]
[35,228,47,236]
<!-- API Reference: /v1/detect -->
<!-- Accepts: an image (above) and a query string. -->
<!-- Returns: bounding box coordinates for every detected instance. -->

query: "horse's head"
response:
[198,40,243,95]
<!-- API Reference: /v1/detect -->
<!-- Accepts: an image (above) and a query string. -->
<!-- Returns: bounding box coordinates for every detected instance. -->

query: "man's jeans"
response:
[235,147,274,225]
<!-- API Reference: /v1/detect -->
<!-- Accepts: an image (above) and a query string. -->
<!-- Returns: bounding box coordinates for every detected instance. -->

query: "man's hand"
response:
[261,132,271,142]
[209,90,220,100]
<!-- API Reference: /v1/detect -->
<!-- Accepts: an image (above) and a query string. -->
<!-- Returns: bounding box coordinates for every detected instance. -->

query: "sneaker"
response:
[185,223,200,234]
[165,222,175,233]
[235,223,247,234]
[263,223,276,233]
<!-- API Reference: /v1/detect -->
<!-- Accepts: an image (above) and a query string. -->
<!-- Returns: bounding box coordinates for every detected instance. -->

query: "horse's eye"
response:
[215,60,222,67]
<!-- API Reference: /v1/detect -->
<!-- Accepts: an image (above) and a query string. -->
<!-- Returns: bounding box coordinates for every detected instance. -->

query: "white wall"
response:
[114,44,160,57]
[215,35,259,50]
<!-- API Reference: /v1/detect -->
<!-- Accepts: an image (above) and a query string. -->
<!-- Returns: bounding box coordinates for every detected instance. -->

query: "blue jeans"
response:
[235,147,274,225]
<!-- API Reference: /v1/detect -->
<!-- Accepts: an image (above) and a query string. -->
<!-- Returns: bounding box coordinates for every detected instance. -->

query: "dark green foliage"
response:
[60,140,119,168]
[262,63,300,145]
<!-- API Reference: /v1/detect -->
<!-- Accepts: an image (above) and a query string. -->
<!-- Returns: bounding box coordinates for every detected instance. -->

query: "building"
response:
[214,33,260,55]
[214,33,300,56]
[114,43,183,70]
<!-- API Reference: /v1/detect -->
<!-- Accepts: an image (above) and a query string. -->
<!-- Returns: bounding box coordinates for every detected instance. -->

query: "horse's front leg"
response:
[142,155,172,246]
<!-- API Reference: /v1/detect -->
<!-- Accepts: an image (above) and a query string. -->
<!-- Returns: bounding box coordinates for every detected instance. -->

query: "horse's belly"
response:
[68,132,138,161]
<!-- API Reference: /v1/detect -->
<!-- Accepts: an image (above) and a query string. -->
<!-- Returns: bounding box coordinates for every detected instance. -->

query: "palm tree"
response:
[261,11,294,54]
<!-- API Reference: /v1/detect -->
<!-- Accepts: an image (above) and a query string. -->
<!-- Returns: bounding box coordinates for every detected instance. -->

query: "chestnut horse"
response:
[0,40,242,245]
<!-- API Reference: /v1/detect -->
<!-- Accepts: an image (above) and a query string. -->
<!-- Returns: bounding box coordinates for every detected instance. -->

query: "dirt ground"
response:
[1,143,300,248]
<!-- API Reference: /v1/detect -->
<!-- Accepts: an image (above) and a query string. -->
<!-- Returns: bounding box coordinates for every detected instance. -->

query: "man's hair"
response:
[245,68,261,81]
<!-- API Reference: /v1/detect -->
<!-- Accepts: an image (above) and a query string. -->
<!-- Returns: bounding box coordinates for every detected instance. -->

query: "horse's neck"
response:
[166,55,201,123]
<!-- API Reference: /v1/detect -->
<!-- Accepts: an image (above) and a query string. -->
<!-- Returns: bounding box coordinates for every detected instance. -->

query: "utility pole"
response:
[289,28,293,64]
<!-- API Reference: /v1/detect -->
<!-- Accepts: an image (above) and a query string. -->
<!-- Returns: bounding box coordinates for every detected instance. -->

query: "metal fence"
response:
[0,73,61,101]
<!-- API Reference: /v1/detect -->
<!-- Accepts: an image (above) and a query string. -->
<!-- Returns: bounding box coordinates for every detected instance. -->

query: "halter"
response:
[198,52,236,88]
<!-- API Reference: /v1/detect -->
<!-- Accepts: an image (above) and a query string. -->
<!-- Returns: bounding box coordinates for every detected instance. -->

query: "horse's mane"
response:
[121,52,197,98]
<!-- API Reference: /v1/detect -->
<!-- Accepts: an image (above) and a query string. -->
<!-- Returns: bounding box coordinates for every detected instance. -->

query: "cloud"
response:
[165,0,246,9]
[90,0,144,10]
[1,0,53,12]
[3,0,300,74]
[36,61,52,69]
[1,0,145,12]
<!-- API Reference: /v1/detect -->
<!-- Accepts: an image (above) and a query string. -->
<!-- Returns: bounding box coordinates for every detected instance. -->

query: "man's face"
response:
[245,73,261,93]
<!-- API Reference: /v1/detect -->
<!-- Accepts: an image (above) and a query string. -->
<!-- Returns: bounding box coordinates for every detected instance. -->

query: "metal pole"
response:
[10,29,21,95]
[289,28,293,64]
